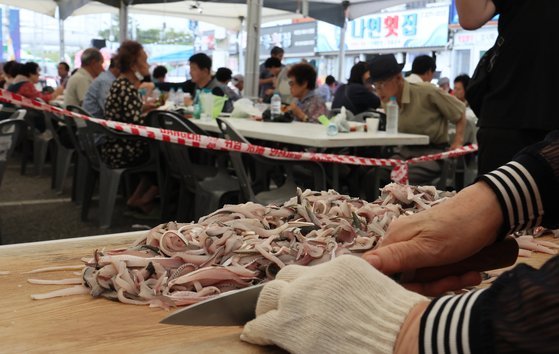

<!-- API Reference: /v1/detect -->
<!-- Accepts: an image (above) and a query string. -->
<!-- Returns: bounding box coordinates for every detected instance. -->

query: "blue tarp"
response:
[148,48,194,64]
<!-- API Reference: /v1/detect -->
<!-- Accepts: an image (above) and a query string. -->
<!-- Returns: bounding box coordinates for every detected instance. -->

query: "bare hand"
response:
[363,182,503,295]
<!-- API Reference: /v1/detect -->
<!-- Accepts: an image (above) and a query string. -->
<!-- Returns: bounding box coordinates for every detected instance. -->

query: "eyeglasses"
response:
[288,80,296,87]
[373,76,396,90]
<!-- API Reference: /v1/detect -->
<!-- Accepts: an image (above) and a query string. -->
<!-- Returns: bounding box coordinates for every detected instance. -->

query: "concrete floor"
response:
[0,155,161,245]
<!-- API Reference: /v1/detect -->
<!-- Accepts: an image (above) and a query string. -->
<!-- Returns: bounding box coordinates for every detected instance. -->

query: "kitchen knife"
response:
[160,237,518,326]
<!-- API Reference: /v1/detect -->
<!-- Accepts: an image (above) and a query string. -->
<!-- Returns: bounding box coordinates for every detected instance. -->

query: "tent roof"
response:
[128,2,302,31]
[1,0,420,28]
[89,0,416,27]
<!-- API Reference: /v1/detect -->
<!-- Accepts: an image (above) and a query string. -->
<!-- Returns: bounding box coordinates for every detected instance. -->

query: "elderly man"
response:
[64,48,104,107]
[369,54,466,185]
[57,62,70,88]
[231,74,244,97]
[82,59,120,118]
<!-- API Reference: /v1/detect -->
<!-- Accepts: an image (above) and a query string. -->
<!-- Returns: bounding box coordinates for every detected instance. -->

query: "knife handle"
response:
[398,236,519,283]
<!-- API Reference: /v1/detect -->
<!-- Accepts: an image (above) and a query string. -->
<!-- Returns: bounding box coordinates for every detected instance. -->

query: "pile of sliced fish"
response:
[29,184,453,307]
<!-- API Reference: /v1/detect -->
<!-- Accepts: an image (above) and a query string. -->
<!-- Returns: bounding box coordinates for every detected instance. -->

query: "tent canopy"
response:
[89,0,414,27]
[0,0,417,28]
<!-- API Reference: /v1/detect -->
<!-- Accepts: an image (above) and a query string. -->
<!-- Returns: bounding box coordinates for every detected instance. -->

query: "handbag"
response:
[466,35,505,117]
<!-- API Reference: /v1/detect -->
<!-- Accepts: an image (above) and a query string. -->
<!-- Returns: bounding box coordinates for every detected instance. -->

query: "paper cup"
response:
[366,118,380,133]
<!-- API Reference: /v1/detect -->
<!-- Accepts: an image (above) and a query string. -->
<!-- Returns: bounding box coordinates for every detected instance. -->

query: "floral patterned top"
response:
[295,91,328,124]
[100,77,149,169]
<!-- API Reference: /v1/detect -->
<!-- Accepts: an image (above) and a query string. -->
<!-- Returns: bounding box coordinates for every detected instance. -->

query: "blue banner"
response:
[9,9,21,61]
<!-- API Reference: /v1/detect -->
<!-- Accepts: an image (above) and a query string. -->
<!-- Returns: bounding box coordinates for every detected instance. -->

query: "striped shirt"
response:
[420,131,559,354]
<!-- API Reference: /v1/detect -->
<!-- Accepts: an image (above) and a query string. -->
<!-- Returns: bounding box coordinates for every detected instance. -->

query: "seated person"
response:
[286,63,328,123]
[315,75,337,103]
[64,48,105,107]
[406,55,436,84]
[2,60,20,89]
[215,67,238,112]
[100,40,159,214]
[332,61,380,115]
[7,62,63,102]
[7,62,64,130]
[369,54,466,185]
[82,58,120,118]
[152,65,167,84]
[230,74,244,99]
[453,74,478,144]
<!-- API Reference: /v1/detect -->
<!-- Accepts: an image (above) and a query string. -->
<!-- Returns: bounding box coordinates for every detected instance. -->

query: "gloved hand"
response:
[241,255,427,354]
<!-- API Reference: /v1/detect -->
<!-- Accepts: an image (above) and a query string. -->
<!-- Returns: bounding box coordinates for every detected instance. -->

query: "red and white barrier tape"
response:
[0,89,477,185]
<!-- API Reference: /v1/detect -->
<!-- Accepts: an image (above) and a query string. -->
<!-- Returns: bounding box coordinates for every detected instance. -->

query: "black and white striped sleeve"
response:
[478,162,544,235]
[477,131,559,236]
[419,289,487,354]
[420,256,559,354]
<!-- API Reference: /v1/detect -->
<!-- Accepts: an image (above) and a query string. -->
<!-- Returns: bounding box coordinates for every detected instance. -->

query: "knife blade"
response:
[160,283,265,326]
[160,237,518,327]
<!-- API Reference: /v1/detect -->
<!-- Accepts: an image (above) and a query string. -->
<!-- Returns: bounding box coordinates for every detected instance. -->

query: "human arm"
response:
[75,78,91,106]
[241,255,428,354]
[287,100,307,122]
[455,0,496,30]
[18,82,58,102]
[363,131,559,294]
[259,76,275,85]
[420,255,559,354]
[449,111,466,150]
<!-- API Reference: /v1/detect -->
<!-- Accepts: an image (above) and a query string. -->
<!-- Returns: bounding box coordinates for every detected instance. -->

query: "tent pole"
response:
[244,0,262,98]
[238,16,245,75]
[58,10,65,61]
[337,1,349,82]
[119,0,128,43]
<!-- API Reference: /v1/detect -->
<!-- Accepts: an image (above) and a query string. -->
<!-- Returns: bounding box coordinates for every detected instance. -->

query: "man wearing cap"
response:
[369,54,466,185]
[231,74,244,98]
[438,77,453,95]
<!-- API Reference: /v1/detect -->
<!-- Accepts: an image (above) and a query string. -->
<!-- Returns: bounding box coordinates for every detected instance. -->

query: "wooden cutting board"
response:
[0,231,285,353]
[0,231,555,353]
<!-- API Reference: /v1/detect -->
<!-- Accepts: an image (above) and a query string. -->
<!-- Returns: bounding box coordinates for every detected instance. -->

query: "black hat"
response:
[368,54,404,82]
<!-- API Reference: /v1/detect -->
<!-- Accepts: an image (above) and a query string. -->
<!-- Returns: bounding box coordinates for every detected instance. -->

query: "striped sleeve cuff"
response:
[478,162,544,235]
[419,289,487,354]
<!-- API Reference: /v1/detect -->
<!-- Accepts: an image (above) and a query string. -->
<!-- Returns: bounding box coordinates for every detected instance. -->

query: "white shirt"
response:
[64,67,94,107]
[405,73,424,84]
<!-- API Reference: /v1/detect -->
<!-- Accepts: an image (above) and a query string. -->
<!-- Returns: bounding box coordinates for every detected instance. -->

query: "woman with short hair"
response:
[286,63,328,123]
[7,62,63,102]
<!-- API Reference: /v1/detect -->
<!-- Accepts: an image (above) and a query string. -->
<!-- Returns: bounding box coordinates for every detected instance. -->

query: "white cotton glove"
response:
[241,255,427,354]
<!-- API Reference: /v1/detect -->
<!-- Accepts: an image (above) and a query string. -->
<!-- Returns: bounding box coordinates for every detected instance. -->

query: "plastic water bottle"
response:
[327,122,339,136]
[152,88,162,105]
[386,96,399,134]
[193,89,201,119]
[168,88,176,105]
[176,88,185,106]
[270,93,281,120]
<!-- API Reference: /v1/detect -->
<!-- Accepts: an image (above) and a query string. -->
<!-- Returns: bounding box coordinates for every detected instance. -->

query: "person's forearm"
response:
[456,0,496,29]
[259,77,274,85]
[477,131,559,234]
[420,256,559,354]
[451,114,466,148]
